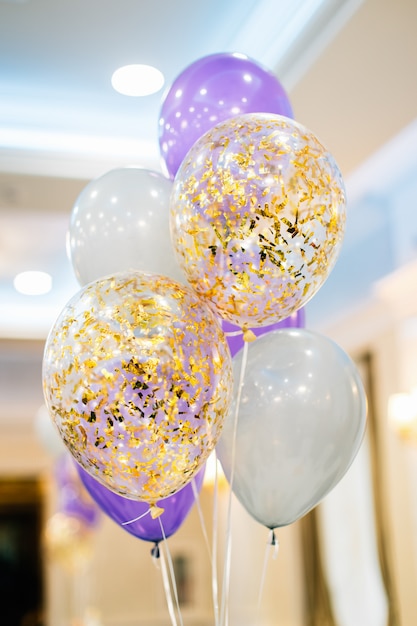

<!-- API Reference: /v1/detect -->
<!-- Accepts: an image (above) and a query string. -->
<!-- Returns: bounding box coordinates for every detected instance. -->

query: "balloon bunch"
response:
[42,51,367,613]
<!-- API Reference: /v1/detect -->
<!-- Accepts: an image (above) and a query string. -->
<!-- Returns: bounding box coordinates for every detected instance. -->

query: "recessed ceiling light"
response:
[111,64,164,97]
[14,271,52,295]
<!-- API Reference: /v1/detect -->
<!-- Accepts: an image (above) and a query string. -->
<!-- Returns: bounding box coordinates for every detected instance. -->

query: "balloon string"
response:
[191,477,212,565]
[121,507,151,526]
[158,516,184,626]
[192,472,220,623]
[212,457,220,626]
[257,529,279,613]
[159,543,178,626]
[224,330,243,337]
[220,340,249,626]
[220,533,233,626]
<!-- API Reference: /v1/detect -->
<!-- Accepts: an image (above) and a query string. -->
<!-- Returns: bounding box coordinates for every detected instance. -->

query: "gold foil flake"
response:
[101,368,114,381]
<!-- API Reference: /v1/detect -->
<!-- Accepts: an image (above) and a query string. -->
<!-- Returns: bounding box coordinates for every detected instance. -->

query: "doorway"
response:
[0,478,44,626]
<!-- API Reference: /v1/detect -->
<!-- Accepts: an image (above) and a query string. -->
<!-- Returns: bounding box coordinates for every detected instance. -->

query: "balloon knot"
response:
[269,529,280,559]
[149,503,164,519]
[151,543,160,559]
[242,328,256,343]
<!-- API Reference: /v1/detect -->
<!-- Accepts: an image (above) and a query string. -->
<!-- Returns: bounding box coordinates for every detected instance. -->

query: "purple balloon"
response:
[224,308,306,358]
[55,455,100,528]
[77,464,205,544]
[159,52,293,179]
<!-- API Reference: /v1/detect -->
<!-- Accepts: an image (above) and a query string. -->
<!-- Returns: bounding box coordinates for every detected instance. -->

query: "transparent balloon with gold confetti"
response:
[42,271,233,512]
[170,112,346,329]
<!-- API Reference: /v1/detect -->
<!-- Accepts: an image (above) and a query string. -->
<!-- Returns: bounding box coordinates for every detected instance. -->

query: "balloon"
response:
[170,113,346,329]
[44,512,94,573]
[216,329,367,529]
[159,52,293,178]
[77,463,205,543]
[42,270,233,504]
[55,454,100,529]
[68,167,184,286]
[223,308,305,358]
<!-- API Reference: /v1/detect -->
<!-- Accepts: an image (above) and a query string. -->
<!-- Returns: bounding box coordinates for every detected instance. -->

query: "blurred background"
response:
[1,0,417,624]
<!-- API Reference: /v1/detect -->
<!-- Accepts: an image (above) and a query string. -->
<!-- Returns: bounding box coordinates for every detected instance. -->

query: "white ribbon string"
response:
[257,530,279,613]
[191,477,212,563]
[121,507,151,526]
[220,340,249,626]
[211,458,220,626]
[191,474,220,626]
[159,543,179,626]
[158,516,184,626]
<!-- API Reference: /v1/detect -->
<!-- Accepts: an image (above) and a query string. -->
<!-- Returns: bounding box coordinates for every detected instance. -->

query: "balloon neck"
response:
[242,328,256,343]
[149,503,165,519]
[151,543,160,559]
[268,529,280,559]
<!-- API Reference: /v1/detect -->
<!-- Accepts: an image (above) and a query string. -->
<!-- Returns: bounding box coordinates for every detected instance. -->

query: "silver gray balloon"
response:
[68,167,185,286]
[216,329,367,529]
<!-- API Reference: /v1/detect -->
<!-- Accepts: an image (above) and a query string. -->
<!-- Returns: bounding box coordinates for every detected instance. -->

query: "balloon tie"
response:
[151,543,160,560]
[270,529,279,559]
[150,502,164,519]
[121,507,152,526]
[242,328,256,343]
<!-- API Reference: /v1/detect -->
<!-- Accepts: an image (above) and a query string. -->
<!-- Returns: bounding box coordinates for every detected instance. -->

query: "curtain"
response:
[299,352,400,626]
[300,509,337,626]
[362,352,400,625]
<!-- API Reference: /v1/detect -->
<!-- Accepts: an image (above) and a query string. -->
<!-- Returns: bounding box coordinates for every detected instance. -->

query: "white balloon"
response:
[68,167,184,286]
[216,329,367,529]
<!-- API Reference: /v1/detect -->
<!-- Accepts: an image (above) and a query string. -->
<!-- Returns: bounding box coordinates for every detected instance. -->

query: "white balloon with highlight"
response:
[68,167,184,286]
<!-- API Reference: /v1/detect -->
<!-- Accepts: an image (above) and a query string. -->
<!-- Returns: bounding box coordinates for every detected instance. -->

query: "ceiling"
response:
[0,0,364,180]
[0,0,417,344]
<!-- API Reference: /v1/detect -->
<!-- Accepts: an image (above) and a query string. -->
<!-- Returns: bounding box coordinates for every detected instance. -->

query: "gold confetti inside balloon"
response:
[170,113,346,328]
[42,271,233,504]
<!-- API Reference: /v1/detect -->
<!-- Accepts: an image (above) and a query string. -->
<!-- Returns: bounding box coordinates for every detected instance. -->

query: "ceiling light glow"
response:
[111,64,164,97]
[14,271,52,296]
